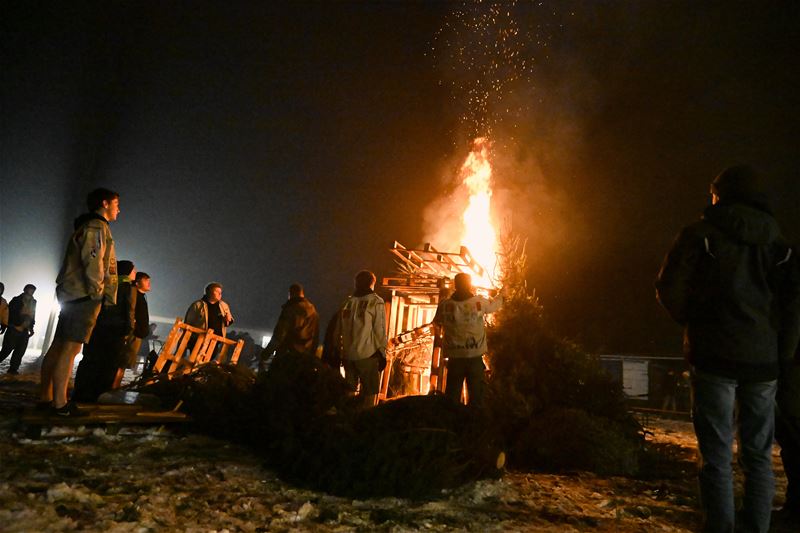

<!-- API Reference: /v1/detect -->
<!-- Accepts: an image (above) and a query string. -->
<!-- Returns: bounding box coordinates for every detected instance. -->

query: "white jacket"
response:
[434,293,503,359]
[338,292,387,361]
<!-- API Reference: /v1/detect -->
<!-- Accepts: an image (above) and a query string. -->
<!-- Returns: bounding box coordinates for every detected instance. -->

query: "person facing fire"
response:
[334,270,387,407]
[656,165,800,533]
[259,283,319,372]
[40,187,120,416]
[433,272,503,407]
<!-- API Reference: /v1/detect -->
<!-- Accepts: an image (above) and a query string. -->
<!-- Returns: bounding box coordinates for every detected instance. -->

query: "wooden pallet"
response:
[19,403,190,438]
[152,318,244,378]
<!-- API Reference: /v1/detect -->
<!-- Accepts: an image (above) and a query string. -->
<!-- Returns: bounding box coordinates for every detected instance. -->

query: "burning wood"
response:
[380,241,497,400]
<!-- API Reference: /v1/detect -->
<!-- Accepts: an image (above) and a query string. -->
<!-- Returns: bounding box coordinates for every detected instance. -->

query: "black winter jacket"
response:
[656,203,800,382]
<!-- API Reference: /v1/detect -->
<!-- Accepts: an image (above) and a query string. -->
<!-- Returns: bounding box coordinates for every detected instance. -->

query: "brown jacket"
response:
[263,297,319,357]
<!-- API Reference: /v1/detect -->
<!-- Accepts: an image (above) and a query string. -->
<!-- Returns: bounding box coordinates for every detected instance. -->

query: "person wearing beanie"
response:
[656,166,800,533]
[72,260,138,403]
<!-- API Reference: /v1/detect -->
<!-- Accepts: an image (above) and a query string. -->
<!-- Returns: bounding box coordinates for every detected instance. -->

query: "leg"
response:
[8,330,30,373]
[72,333,105,402]
[52,340,83,408]
[692,369,737,533]
[444,357,468,404]
[111,368,125,389]
[355,356,379,408]
[40,337,65,402]
[463,356,486,407]
[775,411,800,511]
[0,331,15,363]
[737,379,777,533]
[342,359,359,393]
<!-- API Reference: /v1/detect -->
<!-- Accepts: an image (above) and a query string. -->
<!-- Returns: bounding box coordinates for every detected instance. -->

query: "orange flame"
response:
[459,137,499,286]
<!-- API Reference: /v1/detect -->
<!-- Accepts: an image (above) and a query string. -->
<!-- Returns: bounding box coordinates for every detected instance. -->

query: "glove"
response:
[372,350,387,372]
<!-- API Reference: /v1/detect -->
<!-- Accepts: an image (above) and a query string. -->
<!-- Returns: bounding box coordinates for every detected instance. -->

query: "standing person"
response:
[185,282,234,336]
[40,187,120,416]
[0,282,8,336]
[656,165,800,533]
[184,283,234,360]
[335,270,387,407]
[72,260,137,402]
[776,351,800,523]
[0,284,37,375]
[259,283,319,372]
[433,273,503,407]
[119,271,151,377]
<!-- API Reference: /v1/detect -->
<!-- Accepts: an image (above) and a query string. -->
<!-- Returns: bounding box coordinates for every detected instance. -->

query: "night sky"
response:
[2,1,799,355]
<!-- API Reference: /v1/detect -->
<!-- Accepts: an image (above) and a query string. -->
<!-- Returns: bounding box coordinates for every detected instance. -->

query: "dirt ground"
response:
[0,362,793,532]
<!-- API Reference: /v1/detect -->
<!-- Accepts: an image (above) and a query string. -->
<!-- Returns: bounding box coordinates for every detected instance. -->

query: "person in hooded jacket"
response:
[433,273,503,407]
[259,283,319,373]
[656,165,800,533]
[333,270,387,407]
[40,188,120,416]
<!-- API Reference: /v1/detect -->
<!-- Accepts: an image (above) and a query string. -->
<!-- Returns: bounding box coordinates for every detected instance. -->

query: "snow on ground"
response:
[0,357,792,532]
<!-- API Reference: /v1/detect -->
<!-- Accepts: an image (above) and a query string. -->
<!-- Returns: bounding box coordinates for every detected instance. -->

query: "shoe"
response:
[7,370,19,375]
[51,402,89,418]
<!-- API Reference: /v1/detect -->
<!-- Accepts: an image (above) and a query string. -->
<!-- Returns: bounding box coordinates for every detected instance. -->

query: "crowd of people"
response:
[1,187,504,416]
[4,165,799,529]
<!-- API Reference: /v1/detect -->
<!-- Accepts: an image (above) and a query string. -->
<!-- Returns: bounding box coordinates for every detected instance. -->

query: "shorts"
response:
[54,298,102,344]
[343,356,380,395]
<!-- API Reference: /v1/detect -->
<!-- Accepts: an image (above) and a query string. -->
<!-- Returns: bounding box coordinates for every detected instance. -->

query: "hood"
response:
[73,212,108,229]
[451,289,474,302]
[283,296,309,309]
[352,288,374,298]
[703,203,780,245]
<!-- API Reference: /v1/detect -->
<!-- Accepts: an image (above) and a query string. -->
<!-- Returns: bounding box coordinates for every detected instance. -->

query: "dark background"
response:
[2,1,798,354]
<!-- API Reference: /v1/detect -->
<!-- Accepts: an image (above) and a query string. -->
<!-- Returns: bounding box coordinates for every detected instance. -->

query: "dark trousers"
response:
[0,328,29,373]
[72,326,124,403]
[445,356,486,406]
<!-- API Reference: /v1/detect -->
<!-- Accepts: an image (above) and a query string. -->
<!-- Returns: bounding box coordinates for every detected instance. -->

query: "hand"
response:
[372,350,387,372]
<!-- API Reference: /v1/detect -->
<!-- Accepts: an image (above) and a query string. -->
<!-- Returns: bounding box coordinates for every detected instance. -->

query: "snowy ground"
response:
[0,356,793,532]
